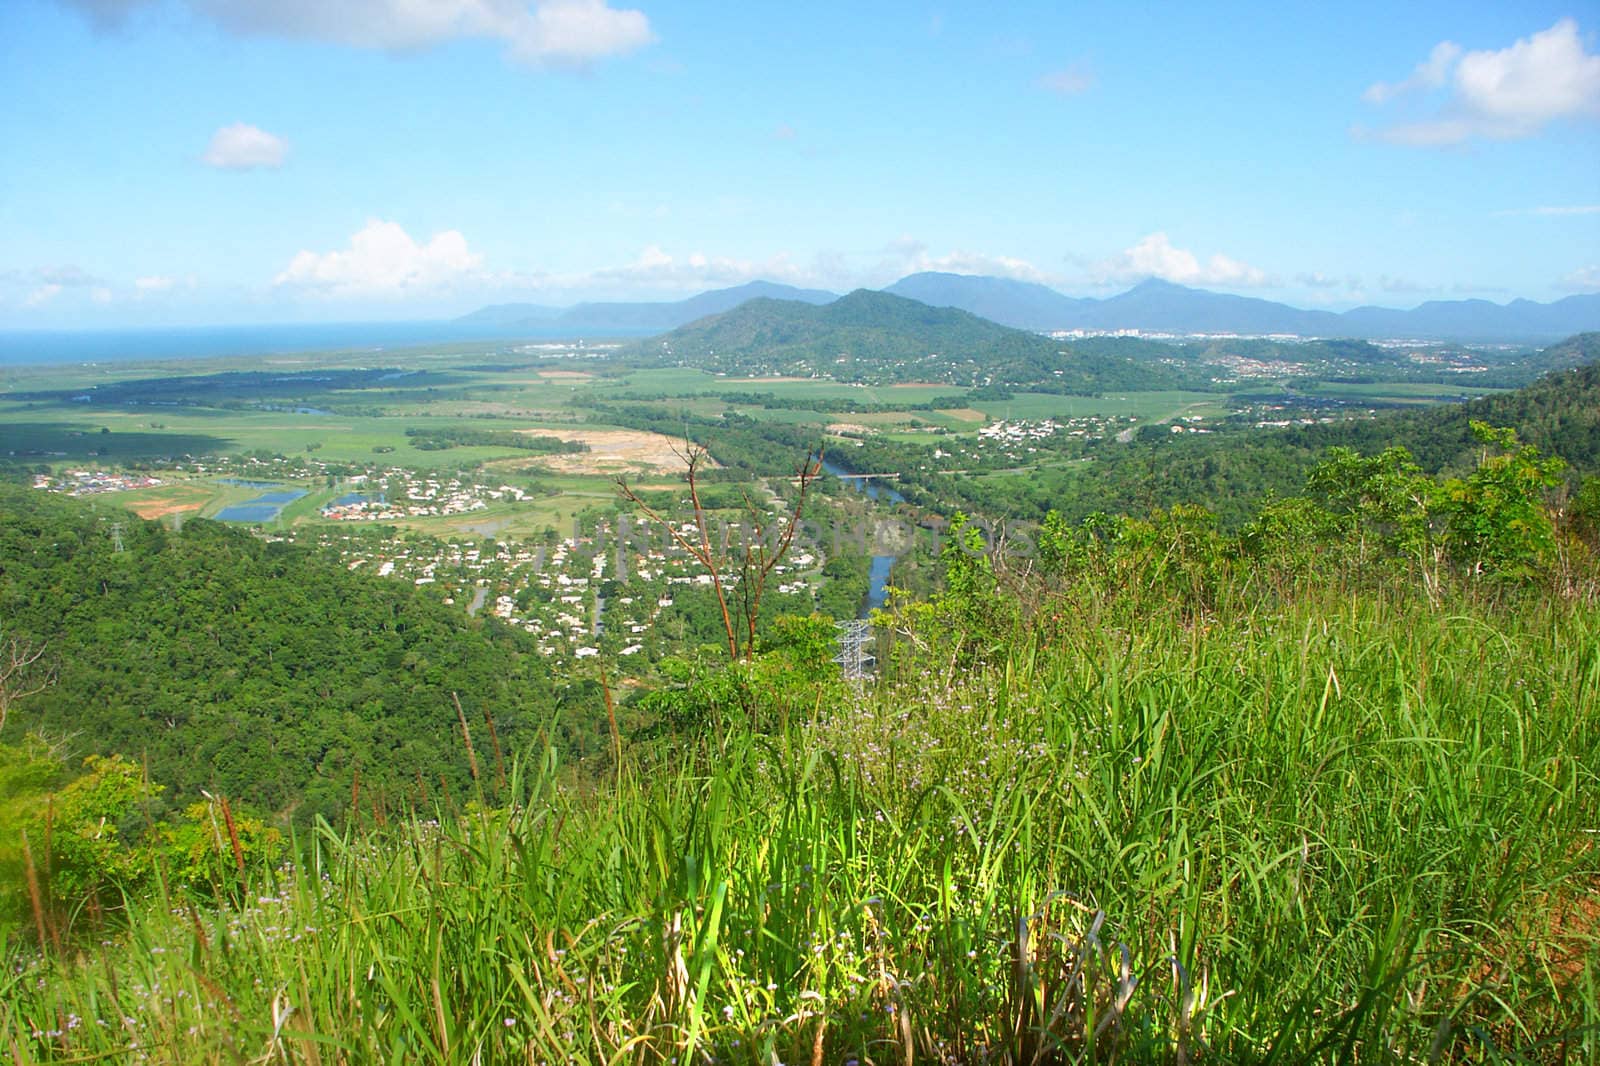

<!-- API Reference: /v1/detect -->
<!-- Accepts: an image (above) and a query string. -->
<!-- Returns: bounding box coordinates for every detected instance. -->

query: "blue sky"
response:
[2,0,1598,327]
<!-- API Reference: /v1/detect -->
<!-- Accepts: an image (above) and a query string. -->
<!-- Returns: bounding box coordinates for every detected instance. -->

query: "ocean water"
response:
[0,321,642,368]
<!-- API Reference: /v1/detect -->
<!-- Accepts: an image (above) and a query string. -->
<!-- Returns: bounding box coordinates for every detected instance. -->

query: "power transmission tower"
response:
[109,522,125,553]
[833,619,875,680]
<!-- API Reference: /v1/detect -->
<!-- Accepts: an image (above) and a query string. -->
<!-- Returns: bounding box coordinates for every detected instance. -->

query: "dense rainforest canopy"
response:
[0,486,584,824]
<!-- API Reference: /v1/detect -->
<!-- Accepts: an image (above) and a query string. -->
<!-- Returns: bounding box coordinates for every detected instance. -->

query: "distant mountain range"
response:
[460,274,1600,342]
[457,280,836,333]
[885,274,1600,340]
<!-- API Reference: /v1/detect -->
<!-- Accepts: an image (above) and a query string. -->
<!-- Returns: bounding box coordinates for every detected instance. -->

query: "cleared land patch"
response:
[515,428,707,475]
[117,482,216,520]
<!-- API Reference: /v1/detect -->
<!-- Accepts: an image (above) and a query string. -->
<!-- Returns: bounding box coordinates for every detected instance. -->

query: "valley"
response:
[2,292,1597,1063]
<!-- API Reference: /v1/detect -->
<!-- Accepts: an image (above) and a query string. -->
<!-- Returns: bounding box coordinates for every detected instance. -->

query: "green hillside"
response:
[0,485,579,824]
[629,289,1187,392]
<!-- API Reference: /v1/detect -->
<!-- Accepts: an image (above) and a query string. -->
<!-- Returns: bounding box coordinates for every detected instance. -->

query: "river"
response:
[819,458,904,617]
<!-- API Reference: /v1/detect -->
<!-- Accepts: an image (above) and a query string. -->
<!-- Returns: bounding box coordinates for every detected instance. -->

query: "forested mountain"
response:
[624,289,1186,392]
[1506,329,1600,378]
[0,487,584,823]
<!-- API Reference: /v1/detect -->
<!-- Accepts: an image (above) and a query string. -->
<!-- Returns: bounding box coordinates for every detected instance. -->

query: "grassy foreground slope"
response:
[6,575,1597,1062]
[4,417,1598,1062]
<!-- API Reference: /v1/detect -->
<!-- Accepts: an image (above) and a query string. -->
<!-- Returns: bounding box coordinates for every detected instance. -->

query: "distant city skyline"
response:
[2,0,1598,328]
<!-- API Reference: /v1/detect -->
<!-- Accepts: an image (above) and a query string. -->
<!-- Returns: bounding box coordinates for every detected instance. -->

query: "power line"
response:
[833,618,875,680]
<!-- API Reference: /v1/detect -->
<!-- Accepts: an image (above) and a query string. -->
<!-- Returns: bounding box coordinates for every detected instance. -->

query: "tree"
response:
[1306,444,1437,566]
[1440,421,1565,576]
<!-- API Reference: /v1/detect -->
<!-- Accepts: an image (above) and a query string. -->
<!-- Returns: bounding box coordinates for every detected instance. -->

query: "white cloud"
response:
[184,0,653,64]
[772,123,797,140]
[1363,41,1461,104]
[135,275,174,292]
[1360,19,1600,144]
[57,0,152,29]
[15,264,105,309]
[1495,204,1600,217]
[203,123,289,170]
[24,285,63,308]
[882,238,1054,285]
[585,245,814,290]
[274,219,485,297]
[490,239,1059,300]
[1561,265,1600,292]
[1378,275,1435,295]
[512,0,653,63]
[38,264,105,287]
[1095,232,1270,288]
[1035,65,1095,96]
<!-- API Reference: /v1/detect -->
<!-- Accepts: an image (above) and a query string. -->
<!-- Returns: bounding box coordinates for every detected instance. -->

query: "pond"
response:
[327,491,384,507]
[215,489,307,523]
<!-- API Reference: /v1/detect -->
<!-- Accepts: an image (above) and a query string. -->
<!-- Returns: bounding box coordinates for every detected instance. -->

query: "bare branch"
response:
[617,440,740,659]
[616,441,824,664]
[0,630,54,736]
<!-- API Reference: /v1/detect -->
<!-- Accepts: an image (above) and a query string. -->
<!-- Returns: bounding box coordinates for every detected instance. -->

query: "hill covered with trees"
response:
[625,289,1188,392]
[0,486,583,824]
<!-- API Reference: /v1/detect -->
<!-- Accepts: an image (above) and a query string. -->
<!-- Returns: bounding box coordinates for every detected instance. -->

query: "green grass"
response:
[971,390,1229,422]
[599,368,961,407]
[1298,381,1513,405]
[7,584,1595,1063]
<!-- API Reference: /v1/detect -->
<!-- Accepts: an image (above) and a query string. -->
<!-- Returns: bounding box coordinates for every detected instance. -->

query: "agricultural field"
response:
[970,389,1230,422]
[4,342,1526,551]
[0,352,1160,507]
[1295,379,1512,405]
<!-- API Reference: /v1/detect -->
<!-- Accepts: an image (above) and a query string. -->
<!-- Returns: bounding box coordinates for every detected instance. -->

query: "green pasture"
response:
[0,403,603,470]
[971,389,1231,422]
[1298,380,1512,405]
[598,368,961,407]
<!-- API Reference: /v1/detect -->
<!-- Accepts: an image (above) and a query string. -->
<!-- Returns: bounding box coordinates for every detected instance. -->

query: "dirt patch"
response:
[826,423,873,437]
[1545,876,1600,987]
[513,429,710,475]
[126,498,207,520]
[536,370,593,381]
